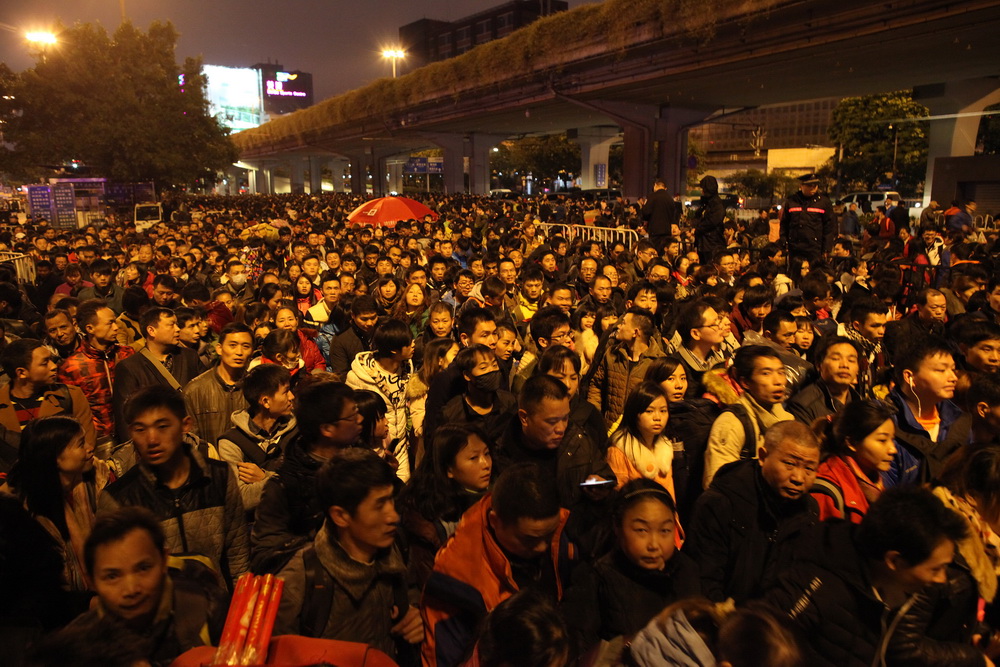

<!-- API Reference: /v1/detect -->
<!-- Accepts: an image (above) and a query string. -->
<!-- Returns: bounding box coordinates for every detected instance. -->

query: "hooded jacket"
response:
[217,410,298,510]
[346,352,412,444]
[694,176,726,257]
[421,494,575,667]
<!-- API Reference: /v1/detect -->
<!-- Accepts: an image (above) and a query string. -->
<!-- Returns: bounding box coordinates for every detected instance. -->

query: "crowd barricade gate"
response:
[534,222,640,250]
[0,252,35,284]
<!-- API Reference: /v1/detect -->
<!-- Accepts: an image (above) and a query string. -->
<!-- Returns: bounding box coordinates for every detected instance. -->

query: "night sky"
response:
[1,0,591,101]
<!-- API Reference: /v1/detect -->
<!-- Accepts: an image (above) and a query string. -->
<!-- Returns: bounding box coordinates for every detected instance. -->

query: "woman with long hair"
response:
[406,338,460,465]
[291,275,320,316]
[255,283,285,319]
[373,276,402,315]
[397,424,493,587]
[353,389,399,475]
[392,282,431,340]
[811,399,897,523]
[5,416,109,591]
[645,356,718,521]
[571,303,599,372]
[607,382,678,505]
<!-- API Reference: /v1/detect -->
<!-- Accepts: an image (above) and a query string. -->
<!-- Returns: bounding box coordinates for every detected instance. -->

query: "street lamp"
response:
[381,48,405,78]
[25,31,57,46]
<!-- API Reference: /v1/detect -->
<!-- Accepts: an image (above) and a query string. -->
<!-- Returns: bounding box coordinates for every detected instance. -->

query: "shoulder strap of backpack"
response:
[300,544,334,639]
[725,404,758,460]
[810,477,846,518]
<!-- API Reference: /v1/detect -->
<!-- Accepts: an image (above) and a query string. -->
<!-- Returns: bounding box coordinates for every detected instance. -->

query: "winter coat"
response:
[666,398,721,522]
[767,519,983,667]
[561,548,701,650]
[786,380,861,426]
[328,325,370,380]
[112,346,206,443]
[765,520,894,666]
[685,459,817,603]
[779,189,836,262]
[0,382,98,473]
[77,284,125,314]
[421,494,575,667]
[695,176,726,259]
[811,455,880,524]
[887,386,968,487]
[641,189,680,236]
[58,339,135,441]
[588,339,669,428]
[703,392,793,488]
[346,352,412,481]
[98,439,249,585]
[296,328,325,374]
[115,311,145,351]
[250,436,326,575]
[182,369,248,447]
[404,373,430,439]
[63,559,228,667]
[218,410,298,510]
[441,391,517,446]
[275,522,410,658]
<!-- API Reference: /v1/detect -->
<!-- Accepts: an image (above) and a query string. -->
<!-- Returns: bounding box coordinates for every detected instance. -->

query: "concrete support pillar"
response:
[656,107,714,198]
[425,133,467,194]
[346,155,368,195]
[573,100,714,200]
[469,133,507,195]
[289,158,306,194]
[622,124,653,201]
[256,165,274,195]
[308,156,326,193]
[914,79,1000,206]
[573,127,620,189]
[330,158,348,193]
[386,158,405,195]
[247,168,260,195]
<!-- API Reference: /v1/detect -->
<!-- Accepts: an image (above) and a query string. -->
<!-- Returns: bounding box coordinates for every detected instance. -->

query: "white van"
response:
[839,191,900,212]
[134,203,163,232]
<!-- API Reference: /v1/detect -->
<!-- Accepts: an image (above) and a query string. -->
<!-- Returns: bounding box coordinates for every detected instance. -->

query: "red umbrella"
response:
[347,196,438,228]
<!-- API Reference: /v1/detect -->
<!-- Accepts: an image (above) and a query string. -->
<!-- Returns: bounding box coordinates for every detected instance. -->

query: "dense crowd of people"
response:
[0,175,998,667]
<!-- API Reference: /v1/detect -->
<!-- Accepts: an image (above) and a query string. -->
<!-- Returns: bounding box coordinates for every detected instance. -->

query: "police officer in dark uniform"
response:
[779,173,836,264]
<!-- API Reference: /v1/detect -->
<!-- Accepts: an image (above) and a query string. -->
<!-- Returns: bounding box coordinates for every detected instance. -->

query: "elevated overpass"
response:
[231,0,1000,201]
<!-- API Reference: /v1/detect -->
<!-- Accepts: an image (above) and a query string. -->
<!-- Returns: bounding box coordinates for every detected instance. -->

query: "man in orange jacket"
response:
[420,463,576,667]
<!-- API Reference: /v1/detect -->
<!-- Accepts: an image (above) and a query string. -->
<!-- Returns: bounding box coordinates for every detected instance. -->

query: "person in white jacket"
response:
[346,318,415,480]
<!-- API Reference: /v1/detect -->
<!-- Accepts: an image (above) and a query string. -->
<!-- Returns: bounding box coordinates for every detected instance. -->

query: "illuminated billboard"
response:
[203,65,262,131]
[259,65,314,116]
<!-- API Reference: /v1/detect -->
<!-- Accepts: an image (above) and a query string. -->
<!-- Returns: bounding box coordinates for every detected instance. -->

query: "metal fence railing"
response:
[0,252,36,284]
[535,222,640,249]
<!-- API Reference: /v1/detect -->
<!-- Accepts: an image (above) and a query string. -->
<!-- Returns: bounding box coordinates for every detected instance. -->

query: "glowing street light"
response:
[381,48,406,78]
[25,31,57,45]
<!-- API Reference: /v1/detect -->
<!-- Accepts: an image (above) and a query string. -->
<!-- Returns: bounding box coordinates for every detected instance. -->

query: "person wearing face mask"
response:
[223,260,249,301]
[441,345,516,446]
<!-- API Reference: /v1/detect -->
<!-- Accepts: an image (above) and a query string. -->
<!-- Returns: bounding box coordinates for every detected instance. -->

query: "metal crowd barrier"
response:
[535,222,640,249]
[0,252,36,284]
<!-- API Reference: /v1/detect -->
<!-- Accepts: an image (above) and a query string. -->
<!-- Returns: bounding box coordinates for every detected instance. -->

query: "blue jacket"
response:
[886,387,964,487]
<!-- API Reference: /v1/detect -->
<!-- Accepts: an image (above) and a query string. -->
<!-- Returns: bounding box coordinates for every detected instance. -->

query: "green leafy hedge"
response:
[233,0,781,154]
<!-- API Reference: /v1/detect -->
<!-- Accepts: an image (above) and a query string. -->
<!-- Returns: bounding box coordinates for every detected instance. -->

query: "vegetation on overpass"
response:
[232,0,783,155]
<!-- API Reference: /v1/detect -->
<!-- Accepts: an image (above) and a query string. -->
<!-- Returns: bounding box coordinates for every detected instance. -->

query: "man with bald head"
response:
[685,420,820,603]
